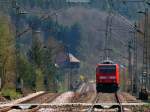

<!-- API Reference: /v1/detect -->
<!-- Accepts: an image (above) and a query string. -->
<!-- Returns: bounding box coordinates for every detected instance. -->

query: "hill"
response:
[0,0,146,20]
[53,7,143,77]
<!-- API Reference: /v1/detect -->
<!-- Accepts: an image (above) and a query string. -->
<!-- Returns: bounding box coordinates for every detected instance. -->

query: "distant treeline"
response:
[0,0,144,19]
[15,0,144,19]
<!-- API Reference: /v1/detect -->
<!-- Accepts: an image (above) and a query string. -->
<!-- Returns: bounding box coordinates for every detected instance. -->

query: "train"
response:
[96,60,120,92]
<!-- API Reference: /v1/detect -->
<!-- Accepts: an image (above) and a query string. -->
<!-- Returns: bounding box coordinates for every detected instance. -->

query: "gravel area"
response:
[4,83,148,112]
[38,92,75,112]
[23,93,56,104]
[51,92,75,103]
[120,92,140,103]
[72,83,96,103]
[97,93,116,103]
[73,92,96,103]
[0,96,7,102]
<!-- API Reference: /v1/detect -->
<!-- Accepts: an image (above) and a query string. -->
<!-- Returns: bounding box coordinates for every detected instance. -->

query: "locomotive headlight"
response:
[109,76,116,79]
[99,76,107,79]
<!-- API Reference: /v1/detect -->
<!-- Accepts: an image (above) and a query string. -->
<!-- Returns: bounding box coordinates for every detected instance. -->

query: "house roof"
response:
[68,53,80,63]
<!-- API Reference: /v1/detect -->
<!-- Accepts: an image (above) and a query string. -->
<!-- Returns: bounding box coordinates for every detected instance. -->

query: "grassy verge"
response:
[1,88,22,100]
[57,82,68,93]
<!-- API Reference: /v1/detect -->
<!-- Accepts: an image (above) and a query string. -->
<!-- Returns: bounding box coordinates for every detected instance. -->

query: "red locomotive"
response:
[96,60,120,92]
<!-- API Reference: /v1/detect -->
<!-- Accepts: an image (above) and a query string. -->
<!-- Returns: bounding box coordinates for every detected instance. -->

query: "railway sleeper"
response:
[93,104,123,112]
[10,105,38,110]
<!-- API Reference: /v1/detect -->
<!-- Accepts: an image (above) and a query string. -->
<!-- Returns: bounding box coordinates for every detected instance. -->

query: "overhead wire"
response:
[103,0,130,60]
[14,2,65,37]
[106,1,144,48]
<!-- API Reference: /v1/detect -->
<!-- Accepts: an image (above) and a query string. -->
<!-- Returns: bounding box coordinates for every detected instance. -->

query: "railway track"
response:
[87,92,101,112]
[0,92,45,112]
[72,83,96,103]
[19,93,61,112]
[87,92,124,112]
[0,92,61,112]
[115,92,124,112]
[23,93,59,104]
[79,83,89,94]
[23,93,61,112]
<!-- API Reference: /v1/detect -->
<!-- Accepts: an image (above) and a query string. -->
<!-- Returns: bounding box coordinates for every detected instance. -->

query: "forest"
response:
[0,0,149,99]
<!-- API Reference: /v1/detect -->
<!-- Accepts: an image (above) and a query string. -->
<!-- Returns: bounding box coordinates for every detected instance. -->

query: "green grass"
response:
[35,68,45,91]
[142,104,150,111]
[1,88,22,100]
[58,84,68,93]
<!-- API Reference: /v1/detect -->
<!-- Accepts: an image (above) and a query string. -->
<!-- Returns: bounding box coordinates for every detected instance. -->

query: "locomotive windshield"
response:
[98,65,116,74]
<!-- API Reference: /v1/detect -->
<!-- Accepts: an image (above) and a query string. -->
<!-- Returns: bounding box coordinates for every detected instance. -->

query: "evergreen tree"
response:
[0,15,16,89]
[18,55,36,90]
[42,46,56,91]
[69,23,81,55]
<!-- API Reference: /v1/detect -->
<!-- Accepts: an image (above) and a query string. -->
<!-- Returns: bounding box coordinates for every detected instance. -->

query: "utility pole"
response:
[148,9,150,92]
[12,0,21,92]
[0,55,2,89]
[141,8,148,100]
[12,0,27,93]
[103,0,114,60]
[138,8,149,100]
[104,15,110,59]
[128,40,133,92]
[64,45,70,90]
[132,23,138,94]
[31,30,42,91]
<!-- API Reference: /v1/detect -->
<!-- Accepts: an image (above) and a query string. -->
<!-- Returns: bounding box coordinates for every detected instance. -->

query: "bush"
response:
[1,88,21,100]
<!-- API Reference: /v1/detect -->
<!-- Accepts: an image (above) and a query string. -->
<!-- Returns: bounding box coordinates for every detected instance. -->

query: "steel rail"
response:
[86,93,102,112]
[115,92,124,112]
[80,83,89,94]
[0,92,46,112]
[24,93,61,112]
[86,92,125,112]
